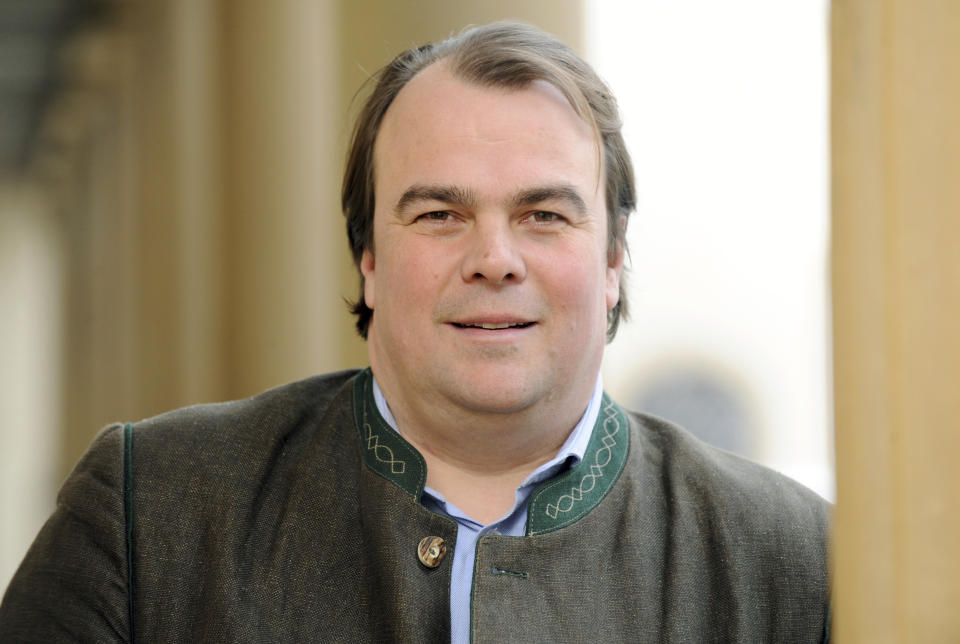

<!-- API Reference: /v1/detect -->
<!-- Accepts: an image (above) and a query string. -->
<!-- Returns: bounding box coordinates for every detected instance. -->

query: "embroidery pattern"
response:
[545,399,620,519]
[363,404,406,475]
[361,378,407,475]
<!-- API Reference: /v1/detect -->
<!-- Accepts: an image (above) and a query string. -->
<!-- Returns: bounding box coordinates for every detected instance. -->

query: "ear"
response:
[605,243,624,311]
[605,219,626,311]
[360,249,376,310]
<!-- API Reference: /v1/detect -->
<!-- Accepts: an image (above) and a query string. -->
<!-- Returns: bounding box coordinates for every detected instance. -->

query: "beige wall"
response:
[219,1,347,396]
[832,0,960,640]
[0,181,61,598]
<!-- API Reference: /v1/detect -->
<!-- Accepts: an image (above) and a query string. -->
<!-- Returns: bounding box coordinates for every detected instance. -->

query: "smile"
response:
[451,321,535,330]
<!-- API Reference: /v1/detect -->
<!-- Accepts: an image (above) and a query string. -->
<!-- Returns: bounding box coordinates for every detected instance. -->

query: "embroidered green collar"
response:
[351,368,629,535]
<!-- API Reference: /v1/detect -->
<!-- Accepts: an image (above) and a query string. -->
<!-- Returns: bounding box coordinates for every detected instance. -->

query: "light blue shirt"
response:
[372,375,604,643]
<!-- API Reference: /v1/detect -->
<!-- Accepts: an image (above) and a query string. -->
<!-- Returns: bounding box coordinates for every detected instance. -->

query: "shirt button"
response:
[417,536,447,568]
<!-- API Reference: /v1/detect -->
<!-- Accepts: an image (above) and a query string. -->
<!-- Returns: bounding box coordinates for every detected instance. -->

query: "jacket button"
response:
[417,536,447,568]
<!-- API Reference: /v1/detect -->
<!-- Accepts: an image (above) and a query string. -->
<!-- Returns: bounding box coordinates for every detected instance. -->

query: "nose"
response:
[460,218,526,285]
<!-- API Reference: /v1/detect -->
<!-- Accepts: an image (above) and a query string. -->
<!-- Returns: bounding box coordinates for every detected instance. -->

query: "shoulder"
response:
[610,410,830,642]
[134,369,360,435]
[624,409,830,561]
[132,369,359,448]
[628,410,828,511]
[126,369,363,499]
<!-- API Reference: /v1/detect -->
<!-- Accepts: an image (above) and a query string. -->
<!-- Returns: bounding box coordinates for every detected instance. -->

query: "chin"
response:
[445,377,541,415]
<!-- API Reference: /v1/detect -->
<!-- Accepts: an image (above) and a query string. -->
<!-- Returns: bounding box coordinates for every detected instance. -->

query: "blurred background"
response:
[1,1,957,638]
[0,0,827,592]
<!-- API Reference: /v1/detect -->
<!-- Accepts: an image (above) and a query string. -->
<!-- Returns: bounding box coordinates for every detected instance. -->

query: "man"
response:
[1,22,829,642]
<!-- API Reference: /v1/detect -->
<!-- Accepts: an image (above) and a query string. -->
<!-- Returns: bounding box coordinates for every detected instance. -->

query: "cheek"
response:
[379,244,448,308]
[538,252,609,321]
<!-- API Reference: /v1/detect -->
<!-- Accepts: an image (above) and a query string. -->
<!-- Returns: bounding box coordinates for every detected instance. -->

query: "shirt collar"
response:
[371,372,603,488]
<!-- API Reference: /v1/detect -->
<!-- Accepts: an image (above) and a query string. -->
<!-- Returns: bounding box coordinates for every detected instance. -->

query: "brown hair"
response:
[342,21,635,340]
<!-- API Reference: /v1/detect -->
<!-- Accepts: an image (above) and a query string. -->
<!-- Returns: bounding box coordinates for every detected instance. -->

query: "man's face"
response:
[363,62,622,419]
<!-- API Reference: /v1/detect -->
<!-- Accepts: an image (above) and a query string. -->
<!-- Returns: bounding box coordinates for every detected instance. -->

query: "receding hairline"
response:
[371,58,607,211]
[375,56,600,138]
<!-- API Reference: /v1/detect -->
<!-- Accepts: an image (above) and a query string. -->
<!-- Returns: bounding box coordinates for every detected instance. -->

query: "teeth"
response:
[456,322,528,329]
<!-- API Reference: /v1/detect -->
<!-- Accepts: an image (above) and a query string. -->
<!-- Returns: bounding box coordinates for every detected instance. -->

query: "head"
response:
[342,21,635,342]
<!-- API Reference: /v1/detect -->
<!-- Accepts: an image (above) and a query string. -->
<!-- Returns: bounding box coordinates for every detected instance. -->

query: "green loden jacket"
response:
[0,368,830,642]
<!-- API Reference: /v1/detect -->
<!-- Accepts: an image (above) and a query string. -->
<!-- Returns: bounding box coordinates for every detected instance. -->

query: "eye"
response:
[417,211,452,222]
[411,210,464,234]
[527,211,566,224]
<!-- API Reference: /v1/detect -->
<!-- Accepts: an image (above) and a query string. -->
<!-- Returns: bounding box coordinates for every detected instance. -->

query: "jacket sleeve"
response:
[0,423,130,643]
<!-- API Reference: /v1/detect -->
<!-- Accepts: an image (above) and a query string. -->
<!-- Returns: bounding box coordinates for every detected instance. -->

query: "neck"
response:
[373,373,595,524]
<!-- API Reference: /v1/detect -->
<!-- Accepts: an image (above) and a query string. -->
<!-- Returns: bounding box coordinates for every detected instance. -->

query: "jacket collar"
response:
[351,368,629,535]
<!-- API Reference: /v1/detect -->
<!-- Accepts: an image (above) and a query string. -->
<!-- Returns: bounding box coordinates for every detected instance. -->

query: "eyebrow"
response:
[510,184,588,216]
[394,183,588,216]
[394,185,478,214]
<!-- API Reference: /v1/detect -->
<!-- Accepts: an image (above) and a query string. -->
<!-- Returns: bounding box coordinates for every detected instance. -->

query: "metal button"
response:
[417,536,447,568]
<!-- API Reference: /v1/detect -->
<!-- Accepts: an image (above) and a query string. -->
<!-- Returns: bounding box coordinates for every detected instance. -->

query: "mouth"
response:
[450,321,535,330]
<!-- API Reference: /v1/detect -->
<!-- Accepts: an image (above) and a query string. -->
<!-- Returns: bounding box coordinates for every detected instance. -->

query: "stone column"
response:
[831,1,960,639]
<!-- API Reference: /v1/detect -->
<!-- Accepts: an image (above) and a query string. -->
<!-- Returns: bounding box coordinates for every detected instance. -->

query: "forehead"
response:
[373,62,601,201]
